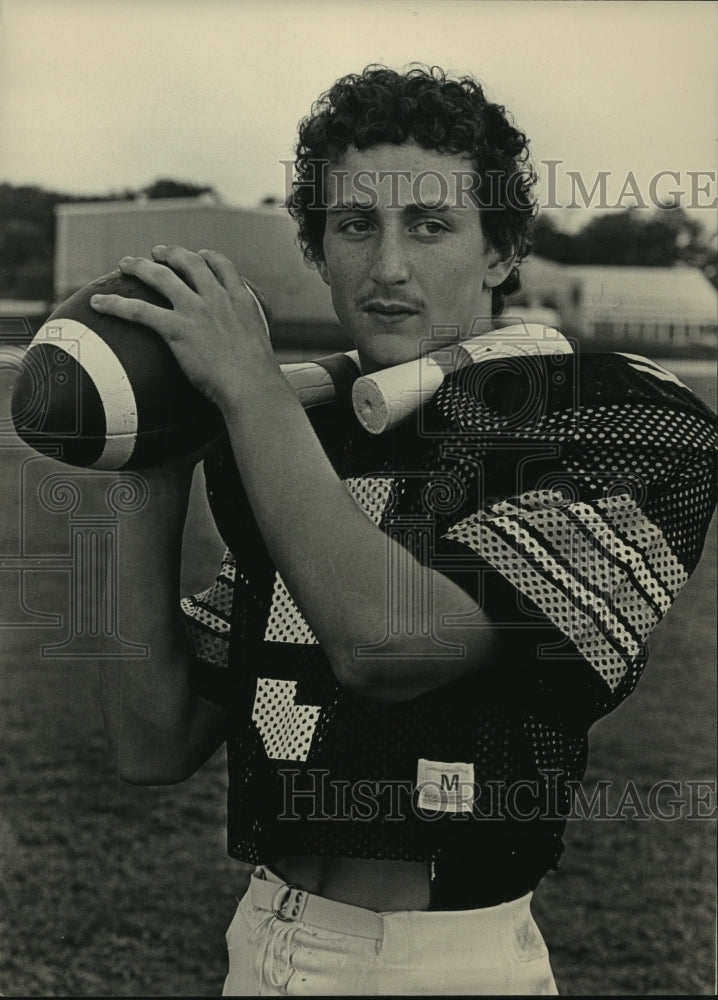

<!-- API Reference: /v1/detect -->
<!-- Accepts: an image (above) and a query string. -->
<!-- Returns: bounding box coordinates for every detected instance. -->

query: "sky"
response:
[1,0,717,233]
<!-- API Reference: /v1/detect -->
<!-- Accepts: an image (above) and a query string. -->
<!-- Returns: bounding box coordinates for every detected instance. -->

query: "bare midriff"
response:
[235,856,431,912]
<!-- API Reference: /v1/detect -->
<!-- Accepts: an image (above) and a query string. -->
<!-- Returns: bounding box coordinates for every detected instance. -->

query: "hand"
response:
[90,245,278,410]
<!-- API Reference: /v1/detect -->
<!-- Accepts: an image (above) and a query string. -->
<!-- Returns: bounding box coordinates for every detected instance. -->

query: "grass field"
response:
[0,364,715,997]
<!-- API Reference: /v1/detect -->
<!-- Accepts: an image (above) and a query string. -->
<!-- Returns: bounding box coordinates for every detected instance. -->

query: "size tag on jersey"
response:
[416,758,475,813]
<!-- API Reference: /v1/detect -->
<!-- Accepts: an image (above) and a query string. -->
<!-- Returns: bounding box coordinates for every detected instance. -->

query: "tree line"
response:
[0,179,215,299]
[532,210,716,275]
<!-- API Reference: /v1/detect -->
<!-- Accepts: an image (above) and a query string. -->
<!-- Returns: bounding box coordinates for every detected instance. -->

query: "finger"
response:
[151,244,221,299]
[195,248,243,291]
[198,250,272,336]
[89,290,177,337]
[118,254,197,308]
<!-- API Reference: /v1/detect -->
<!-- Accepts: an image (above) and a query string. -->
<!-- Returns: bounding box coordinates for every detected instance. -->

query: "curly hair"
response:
[288,64,537,316]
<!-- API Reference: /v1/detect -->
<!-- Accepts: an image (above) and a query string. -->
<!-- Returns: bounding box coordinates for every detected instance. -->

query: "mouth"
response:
[362,301,420,320]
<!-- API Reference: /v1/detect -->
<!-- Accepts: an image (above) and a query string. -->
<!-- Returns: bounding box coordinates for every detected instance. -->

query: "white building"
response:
[54,198,348,357]
[510,258,717,354]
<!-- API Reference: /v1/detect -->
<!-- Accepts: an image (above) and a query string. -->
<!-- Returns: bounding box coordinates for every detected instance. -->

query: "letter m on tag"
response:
[441,773,459,792]
[417,758,475,814]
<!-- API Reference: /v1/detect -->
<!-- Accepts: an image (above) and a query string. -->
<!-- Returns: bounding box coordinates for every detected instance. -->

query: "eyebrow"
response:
[326,199,455,214]
[405,201,453,215]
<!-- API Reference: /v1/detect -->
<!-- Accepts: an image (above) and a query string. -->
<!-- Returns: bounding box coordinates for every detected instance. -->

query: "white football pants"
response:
[221,866,558,996]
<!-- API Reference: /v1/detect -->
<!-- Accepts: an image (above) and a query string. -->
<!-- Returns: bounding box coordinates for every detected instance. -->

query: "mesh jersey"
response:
[181,348,717,906]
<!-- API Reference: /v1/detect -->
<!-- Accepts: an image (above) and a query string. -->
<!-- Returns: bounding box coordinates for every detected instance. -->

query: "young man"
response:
[92,66,717,995]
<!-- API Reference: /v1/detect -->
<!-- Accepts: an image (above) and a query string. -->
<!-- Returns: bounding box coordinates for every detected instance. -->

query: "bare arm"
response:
[218,368,500,702]
[91,246,502,704]
[97,460,227,783]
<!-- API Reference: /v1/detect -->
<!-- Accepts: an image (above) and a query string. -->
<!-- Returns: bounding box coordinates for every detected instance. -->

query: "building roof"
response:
[515,257,717,328]
[565,264,717,326]
[54,195,222,215]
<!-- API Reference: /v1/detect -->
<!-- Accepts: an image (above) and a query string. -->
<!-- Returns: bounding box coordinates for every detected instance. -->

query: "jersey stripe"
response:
[446,514,636,689]
[442,487,690,689]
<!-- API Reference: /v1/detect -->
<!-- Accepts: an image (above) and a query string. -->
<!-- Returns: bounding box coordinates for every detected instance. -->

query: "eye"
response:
[411,219,449,236]
[339,217,375,235]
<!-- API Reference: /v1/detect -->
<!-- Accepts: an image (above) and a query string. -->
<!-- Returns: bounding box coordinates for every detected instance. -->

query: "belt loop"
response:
[271,883,298,921]
[249,868,383,940]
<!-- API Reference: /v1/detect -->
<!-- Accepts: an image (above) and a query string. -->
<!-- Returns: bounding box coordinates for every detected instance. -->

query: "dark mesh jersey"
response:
[181,348,717,905]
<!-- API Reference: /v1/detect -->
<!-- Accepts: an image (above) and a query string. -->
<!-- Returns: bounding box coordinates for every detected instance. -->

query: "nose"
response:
[368,227,410,286]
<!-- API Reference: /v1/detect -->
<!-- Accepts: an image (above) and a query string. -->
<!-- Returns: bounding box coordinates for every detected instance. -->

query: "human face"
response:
[316,143,513,373]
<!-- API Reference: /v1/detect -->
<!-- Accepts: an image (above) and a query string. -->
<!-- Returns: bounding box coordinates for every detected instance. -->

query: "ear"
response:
[316,258,331,286]
[482,246,516,289]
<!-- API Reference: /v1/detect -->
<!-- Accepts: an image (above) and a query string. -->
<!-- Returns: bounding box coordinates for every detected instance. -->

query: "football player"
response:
[92,66,718,995]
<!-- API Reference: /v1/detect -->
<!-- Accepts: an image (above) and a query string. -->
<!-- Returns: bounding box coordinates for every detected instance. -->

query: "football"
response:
[11,270,226,470]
